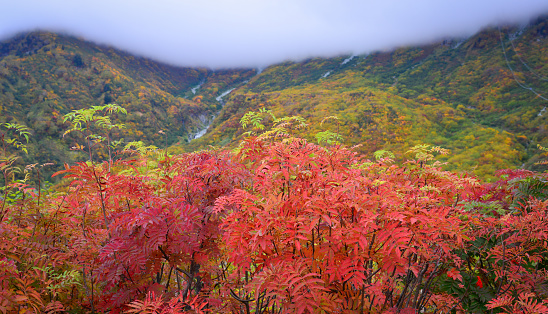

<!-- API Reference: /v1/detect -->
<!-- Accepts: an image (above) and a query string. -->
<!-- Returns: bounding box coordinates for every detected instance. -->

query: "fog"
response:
[1,0,548,68]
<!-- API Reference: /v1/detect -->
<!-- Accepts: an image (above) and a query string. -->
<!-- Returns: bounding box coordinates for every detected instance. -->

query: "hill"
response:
[184,16,548,179]
[0,31,255,178]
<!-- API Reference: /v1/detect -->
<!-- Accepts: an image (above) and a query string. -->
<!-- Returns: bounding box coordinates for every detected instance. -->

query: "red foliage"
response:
[476,276,483,289]
[1,136,547,313]
[47,150,250,311]
[219,137,477,312]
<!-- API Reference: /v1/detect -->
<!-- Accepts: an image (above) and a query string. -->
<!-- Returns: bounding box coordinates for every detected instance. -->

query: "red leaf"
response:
[476,275,483,288]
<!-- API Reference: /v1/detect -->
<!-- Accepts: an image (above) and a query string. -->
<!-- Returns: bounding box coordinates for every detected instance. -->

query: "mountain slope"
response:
[0,31,255,175]
[183,16,548,179]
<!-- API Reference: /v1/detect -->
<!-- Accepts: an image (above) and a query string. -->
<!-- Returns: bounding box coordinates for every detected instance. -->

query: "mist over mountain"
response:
[2,0,548,68]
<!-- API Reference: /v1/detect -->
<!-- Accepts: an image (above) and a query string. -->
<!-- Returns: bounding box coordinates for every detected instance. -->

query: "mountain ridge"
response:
[1,16,547,179]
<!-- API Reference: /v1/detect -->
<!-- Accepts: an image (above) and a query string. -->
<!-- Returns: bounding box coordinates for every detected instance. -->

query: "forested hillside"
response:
[1,17,547,180]
[0,31,255,178]
[186,16,548,179]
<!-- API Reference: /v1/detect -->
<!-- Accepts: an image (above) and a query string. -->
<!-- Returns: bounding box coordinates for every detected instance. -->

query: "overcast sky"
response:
[1,0,548,68]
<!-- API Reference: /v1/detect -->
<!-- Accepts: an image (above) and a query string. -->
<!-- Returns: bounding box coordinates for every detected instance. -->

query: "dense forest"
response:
[1,14,548,314]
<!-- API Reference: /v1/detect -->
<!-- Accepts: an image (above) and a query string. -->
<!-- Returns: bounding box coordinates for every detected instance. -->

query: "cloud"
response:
[1,0,548,68]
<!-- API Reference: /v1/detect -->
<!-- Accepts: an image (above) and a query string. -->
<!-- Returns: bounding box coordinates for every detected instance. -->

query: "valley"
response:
[0,17,547,180]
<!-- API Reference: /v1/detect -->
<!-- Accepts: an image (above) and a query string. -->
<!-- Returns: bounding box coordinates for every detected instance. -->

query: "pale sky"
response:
[1,0,548,68]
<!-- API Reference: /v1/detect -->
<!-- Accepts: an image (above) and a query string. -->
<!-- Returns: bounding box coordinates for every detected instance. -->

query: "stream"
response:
[190,67,264,140]
[191,87,235,140]
[191,81,204,94]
